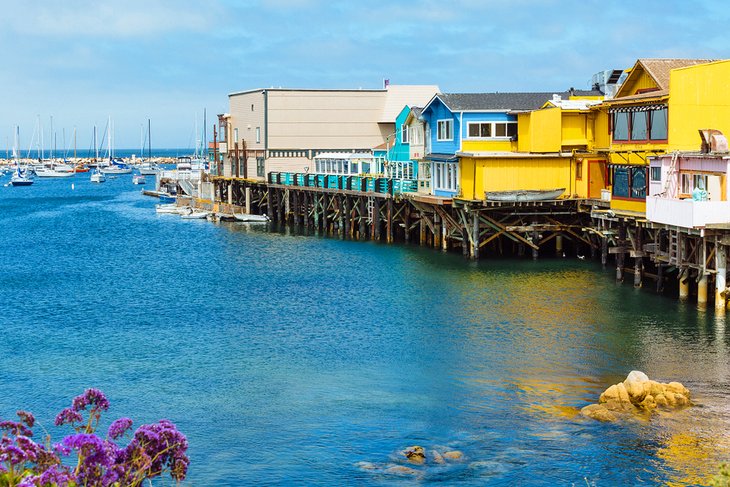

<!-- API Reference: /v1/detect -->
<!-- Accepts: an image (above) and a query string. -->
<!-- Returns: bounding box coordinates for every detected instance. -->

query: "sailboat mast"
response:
[73,127,77,160]
[94,125,98,162]
[203,108,207,165]
[148,119,151,161]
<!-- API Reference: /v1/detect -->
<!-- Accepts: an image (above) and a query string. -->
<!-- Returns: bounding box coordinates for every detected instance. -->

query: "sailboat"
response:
[138,119,159,175]
[100,118,132,175]
[89,126,106,183]
[35,116,75,178]
[9,127,33,186]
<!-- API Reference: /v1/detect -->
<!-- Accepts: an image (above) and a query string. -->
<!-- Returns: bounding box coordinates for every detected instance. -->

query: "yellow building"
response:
[458,93,607,201]
[596,58,715,214]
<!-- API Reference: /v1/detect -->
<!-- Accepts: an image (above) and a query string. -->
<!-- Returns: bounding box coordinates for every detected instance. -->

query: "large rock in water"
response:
[581,371,692,422]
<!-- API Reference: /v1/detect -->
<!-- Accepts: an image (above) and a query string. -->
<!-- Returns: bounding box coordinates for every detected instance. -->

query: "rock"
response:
[355,461,378,471]
[599,384,620,403]
[625,370,650,383]
[654,393,669,407]
[384,465,418,475]
[666,382,690,398]
[580,404,617,422]
[431,450,445,464]
[644,380,666,398]
[639,394,657,411]
[673,393,690,407]
[443,450,464,460]
[624,370,651,403]
[402,446,426,464]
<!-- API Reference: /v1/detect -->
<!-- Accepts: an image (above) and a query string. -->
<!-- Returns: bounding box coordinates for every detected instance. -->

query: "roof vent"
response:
[699,129,729,153]
[552,94,561,102]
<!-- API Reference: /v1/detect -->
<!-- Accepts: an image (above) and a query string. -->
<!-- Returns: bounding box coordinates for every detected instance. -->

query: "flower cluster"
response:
[0,389,189,487]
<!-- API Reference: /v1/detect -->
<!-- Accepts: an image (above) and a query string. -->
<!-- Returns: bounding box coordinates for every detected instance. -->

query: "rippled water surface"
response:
[1,175,730,485]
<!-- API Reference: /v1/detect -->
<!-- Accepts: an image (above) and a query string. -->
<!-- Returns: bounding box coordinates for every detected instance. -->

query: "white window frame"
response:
[401,124,409,144]
[466,121,517,139]
[437,119,453,141]
[255,127,261,144]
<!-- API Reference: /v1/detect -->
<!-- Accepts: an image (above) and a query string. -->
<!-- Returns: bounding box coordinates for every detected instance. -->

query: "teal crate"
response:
[315,174,326,187]
[296,174,305,186]
[326,175,341,189]
[269,172,280,184]
[365,177,375,193]
[281,173,294,186]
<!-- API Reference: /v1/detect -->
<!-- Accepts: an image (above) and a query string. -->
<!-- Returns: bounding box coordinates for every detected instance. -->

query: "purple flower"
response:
[16,410,35,428]
[71,388,110,412]
[124,420,189,481]
[0,444,27,465]
[0,420,32,437]
[38,466,73,486]
[54,407,83,427]
[107,417,133,440]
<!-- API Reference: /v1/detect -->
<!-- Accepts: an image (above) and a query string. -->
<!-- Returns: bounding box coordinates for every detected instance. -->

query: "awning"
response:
[608,104,666,113]
[425,153,458,162]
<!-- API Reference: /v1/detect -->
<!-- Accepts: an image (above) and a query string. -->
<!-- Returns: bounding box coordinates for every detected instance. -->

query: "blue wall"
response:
[388,106,412,162]
[422,97,461,155]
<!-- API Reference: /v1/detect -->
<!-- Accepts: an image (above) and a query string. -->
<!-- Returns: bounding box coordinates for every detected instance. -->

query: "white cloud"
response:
[1,0,218,38]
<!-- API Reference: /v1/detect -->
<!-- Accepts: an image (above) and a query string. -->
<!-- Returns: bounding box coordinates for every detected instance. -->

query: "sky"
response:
[1,0,729,150]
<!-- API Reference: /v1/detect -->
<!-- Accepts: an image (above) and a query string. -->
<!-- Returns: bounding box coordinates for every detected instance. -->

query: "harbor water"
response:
[1,174,729,485]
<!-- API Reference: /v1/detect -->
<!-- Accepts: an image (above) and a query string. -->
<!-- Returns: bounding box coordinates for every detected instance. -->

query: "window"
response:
[468,122,491,138]
[630,112,648,140]
[613,112,629,141]
[437,119,453,141]
[650,166,661,182]
[613,107,668,142]
[612,166,647,200]
[467,121,517,139]
[613,167,630,197]
[630,167,646,198]
[432,161,458,192]
[234,128,239,143]
[255,127,261,144]
[649,108,668,140]
[576,161,583,180]
[401,124,409,144]
[256,157,265,178]
[251,104,254,111]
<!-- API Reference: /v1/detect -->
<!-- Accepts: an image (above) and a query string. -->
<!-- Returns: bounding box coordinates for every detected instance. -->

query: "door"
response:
[587,160,607,199]
[707,175,722,201]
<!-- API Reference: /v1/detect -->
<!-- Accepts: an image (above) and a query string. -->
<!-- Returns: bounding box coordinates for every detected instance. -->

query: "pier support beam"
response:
[633,258,643,288]
[679,271,690,301]
[601,237,608,266]
[716,245,727,312]
[698,273,709,307]
[556,235,563,257]
[245,187,251,214]
[531,227,539,260]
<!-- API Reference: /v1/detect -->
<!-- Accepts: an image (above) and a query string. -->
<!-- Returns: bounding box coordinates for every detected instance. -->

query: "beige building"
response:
[217,84,439,180]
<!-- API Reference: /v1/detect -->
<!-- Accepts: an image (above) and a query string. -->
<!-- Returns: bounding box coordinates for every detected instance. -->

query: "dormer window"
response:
[437,119,453,141]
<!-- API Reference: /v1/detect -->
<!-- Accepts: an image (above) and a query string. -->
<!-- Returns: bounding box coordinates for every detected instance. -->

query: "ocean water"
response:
[1,173,729,485]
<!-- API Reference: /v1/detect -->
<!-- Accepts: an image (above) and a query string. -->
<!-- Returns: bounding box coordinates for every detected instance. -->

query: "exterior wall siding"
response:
[668,60,730,151]
[423,98,460,154]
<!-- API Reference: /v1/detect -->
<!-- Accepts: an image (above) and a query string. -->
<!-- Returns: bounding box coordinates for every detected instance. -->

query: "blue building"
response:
[419,91,601,197]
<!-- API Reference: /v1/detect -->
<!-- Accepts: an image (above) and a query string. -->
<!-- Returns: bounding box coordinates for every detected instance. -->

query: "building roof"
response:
[542,95,603,110]
[635,58,715,91]
[380,85,440,123]
[431,90,603,112]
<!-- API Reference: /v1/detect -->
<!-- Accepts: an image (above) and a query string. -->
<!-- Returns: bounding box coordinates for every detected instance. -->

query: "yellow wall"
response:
[461,139,517,152]
[610,198,646,214]
[562,112,590,147]
[460,156,581,200]
[616,68,658,96]
[593,109,610,149]
[517,108,561,152]
[668,60,730,150]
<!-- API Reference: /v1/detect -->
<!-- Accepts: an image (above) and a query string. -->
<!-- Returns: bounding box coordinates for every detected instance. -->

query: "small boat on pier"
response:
[233,213,270,223]
[484,188,565,202]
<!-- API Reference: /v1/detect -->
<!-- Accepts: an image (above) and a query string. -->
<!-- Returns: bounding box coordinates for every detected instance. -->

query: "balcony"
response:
[646,195,730,228]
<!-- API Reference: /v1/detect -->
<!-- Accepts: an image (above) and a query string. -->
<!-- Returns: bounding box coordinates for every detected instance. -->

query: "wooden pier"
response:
[174,176,730,311]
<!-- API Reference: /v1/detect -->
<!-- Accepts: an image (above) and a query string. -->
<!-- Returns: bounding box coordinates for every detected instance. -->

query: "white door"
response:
[707,175,722,201]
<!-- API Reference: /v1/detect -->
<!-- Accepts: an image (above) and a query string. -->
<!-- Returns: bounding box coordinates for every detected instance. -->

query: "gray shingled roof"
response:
[436,90,603,111]
[410,106,423,118]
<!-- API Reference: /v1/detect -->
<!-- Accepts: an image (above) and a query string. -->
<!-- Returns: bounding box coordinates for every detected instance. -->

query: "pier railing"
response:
[267,172,417,195]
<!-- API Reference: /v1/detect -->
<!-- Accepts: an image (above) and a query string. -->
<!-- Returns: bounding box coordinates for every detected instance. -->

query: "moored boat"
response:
[484,188,565,202]
[233,213,270,223]
[90,169,106,183]
[180,208,209,219]
[10,166,33,186]
[132,174,146,185]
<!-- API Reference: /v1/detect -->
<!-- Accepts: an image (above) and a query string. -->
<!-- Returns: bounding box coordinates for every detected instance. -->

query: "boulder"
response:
[583,372,692,422]
[385,465,418,475]
[443,450,464,460]
[431,450,445,464]
[666,382,690,398]
[580,404,617,422]
[402,446,426,464]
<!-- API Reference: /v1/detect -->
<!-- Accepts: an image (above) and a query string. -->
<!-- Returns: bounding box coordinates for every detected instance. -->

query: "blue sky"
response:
[1,0,728,150]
